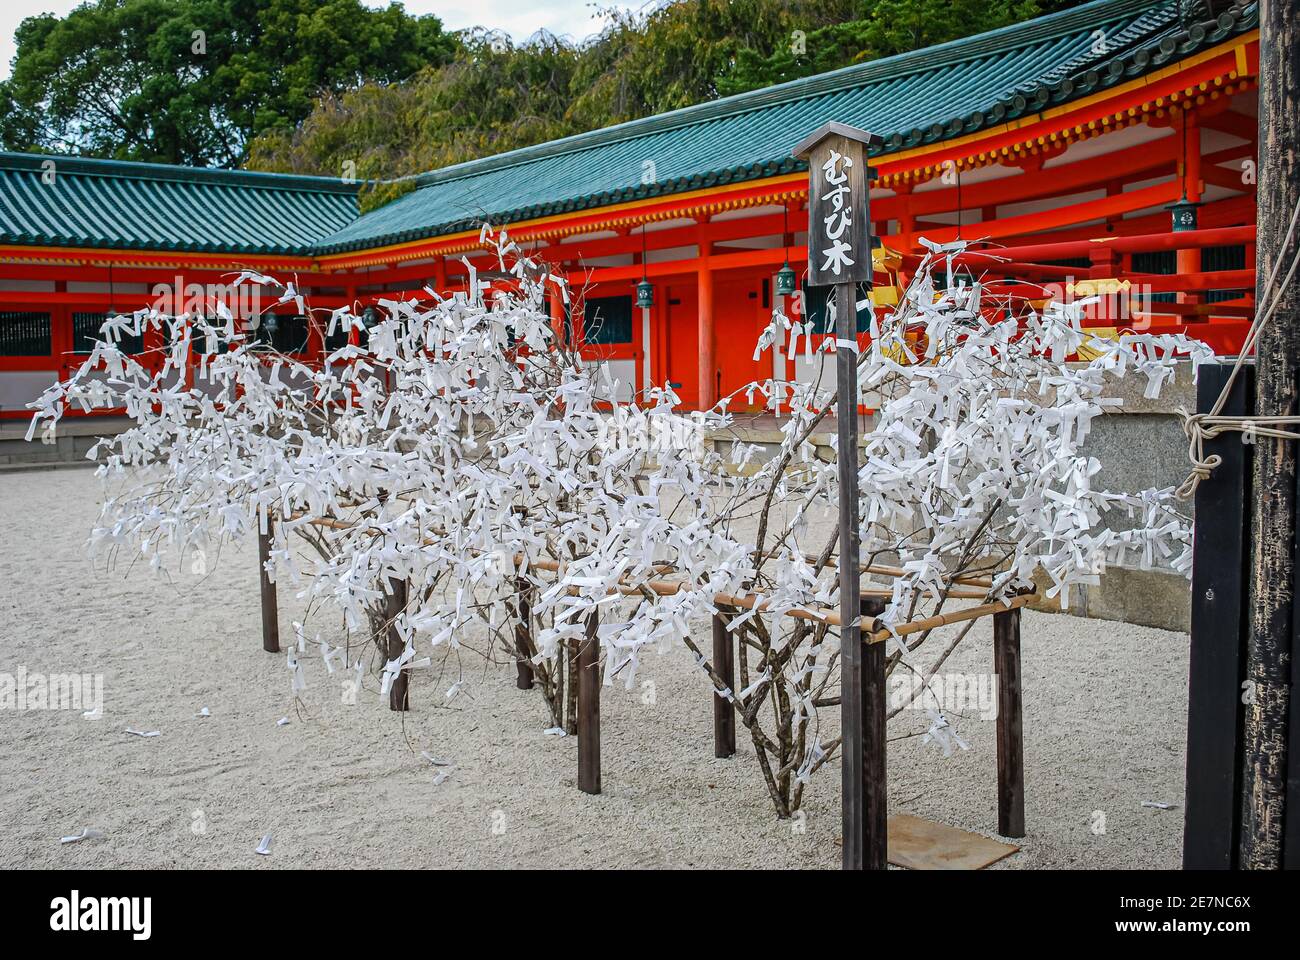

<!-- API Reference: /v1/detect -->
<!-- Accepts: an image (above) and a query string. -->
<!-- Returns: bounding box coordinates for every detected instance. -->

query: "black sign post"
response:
[793,121,883,870]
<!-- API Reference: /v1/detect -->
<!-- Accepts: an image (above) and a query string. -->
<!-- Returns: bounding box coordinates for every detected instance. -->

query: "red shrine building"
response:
[0,0,1262,420]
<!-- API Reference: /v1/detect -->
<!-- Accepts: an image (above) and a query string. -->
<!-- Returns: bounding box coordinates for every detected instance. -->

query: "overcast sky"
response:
[1,1,630,81]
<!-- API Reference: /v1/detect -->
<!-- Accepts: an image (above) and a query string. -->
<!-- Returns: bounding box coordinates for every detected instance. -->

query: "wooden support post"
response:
[993,607,1026,838]
[577,611,601,795]
[549,282,568,346]
[514,575,534,690]
[565,636,579,735]
[510,505,534,690]
[861,596,888,869]
[1183,362,1253,868]
[387,576,411,711]
[1243,0,1299,870]
[713,611,736,758]
[258,514,279,653]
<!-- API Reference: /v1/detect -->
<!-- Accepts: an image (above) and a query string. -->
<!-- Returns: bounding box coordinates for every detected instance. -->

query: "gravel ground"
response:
[0,467,1190,869]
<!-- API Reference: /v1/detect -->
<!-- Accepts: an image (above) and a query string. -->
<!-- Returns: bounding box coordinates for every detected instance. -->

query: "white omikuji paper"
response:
[27,228,1208,812]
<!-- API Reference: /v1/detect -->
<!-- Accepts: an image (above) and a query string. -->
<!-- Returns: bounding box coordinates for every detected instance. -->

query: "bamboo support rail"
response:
[281,510,1031,641]
[753,548,998,589]
[711,590,1036,641]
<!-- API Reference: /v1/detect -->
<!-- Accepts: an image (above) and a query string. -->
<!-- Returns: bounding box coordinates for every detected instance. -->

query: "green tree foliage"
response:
[248,29,584,210]
[566,0,860,127]
[249,0,1090,211]
[0,0,456,166]
[720,0,1049,96]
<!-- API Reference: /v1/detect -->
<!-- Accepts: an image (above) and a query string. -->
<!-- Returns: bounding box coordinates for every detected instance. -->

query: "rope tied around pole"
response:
[1175,195,1300,500]
[1175,410,1300,500]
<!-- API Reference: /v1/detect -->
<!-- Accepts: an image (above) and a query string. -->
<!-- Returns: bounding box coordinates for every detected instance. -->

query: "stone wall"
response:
[1028,361,1198,633]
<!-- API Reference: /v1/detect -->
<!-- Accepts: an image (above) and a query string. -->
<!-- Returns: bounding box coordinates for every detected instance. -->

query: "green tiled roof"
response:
[0,152,359,256]
[314,0,1256,255]
[0,0,1256,260]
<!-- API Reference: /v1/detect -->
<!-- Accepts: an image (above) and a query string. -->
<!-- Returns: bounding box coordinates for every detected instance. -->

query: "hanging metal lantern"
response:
[775,262,797,297]
[362,306,378,328]
[1168,195,1199,233]
[635,278,654,309]
[263,314,279,336]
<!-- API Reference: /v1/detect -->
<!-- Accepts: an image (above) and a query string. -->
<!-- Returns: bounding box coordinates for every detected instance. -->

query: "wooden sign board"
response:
[792,122,879,287]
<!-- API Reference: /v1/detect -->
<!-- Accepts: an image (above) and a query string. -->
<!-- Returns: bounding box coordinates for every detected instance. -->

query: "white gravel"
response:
[0,467,1191,868]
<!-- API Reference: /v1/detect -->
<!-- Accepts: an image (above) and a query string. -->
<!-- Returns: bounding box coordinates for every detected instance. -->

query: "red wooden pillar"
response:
[1177,111,1204,306]
[895,183,917,255]
[51,280,71,381]
[345,283,359,347]
[432,258,447,299]
[697,262,715,410]
[1089,246,1121,326]
[304,288,325,364]
[549,279,568,347]
[1088,246,1119,280]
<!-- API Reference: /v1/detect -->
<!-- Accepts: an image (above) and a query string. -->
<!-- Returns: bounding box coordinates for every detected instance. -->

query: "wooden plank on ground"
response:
[886,814,1019,870]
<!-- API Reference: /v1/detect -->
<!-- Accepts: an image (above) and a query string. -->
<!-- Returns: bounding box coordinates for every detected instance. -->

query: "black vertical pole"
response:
[511,505,534,690]
[514,575,535,690]
[1242,0,1299,870]
[258,514,280,653]
[1184,363,1254,868]
[860,595,888,869]
[994,608,1025,838]
[577,610,601,795]
[835,279,870,868]
[712,611,736,758]
[387,576,411,711]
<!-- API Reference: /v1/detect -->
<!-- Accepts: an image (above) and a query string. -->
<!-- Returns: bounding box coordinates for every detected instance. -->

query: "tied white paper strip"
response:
[919,709,969,758]
[321,642,343,674]
[194,707,211,718]
[124,728,160,738]
[60,828,104,844]
[254,834,273,856]
[276,717,290,727]
[542,726,567,737]
[834,338,860,354]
